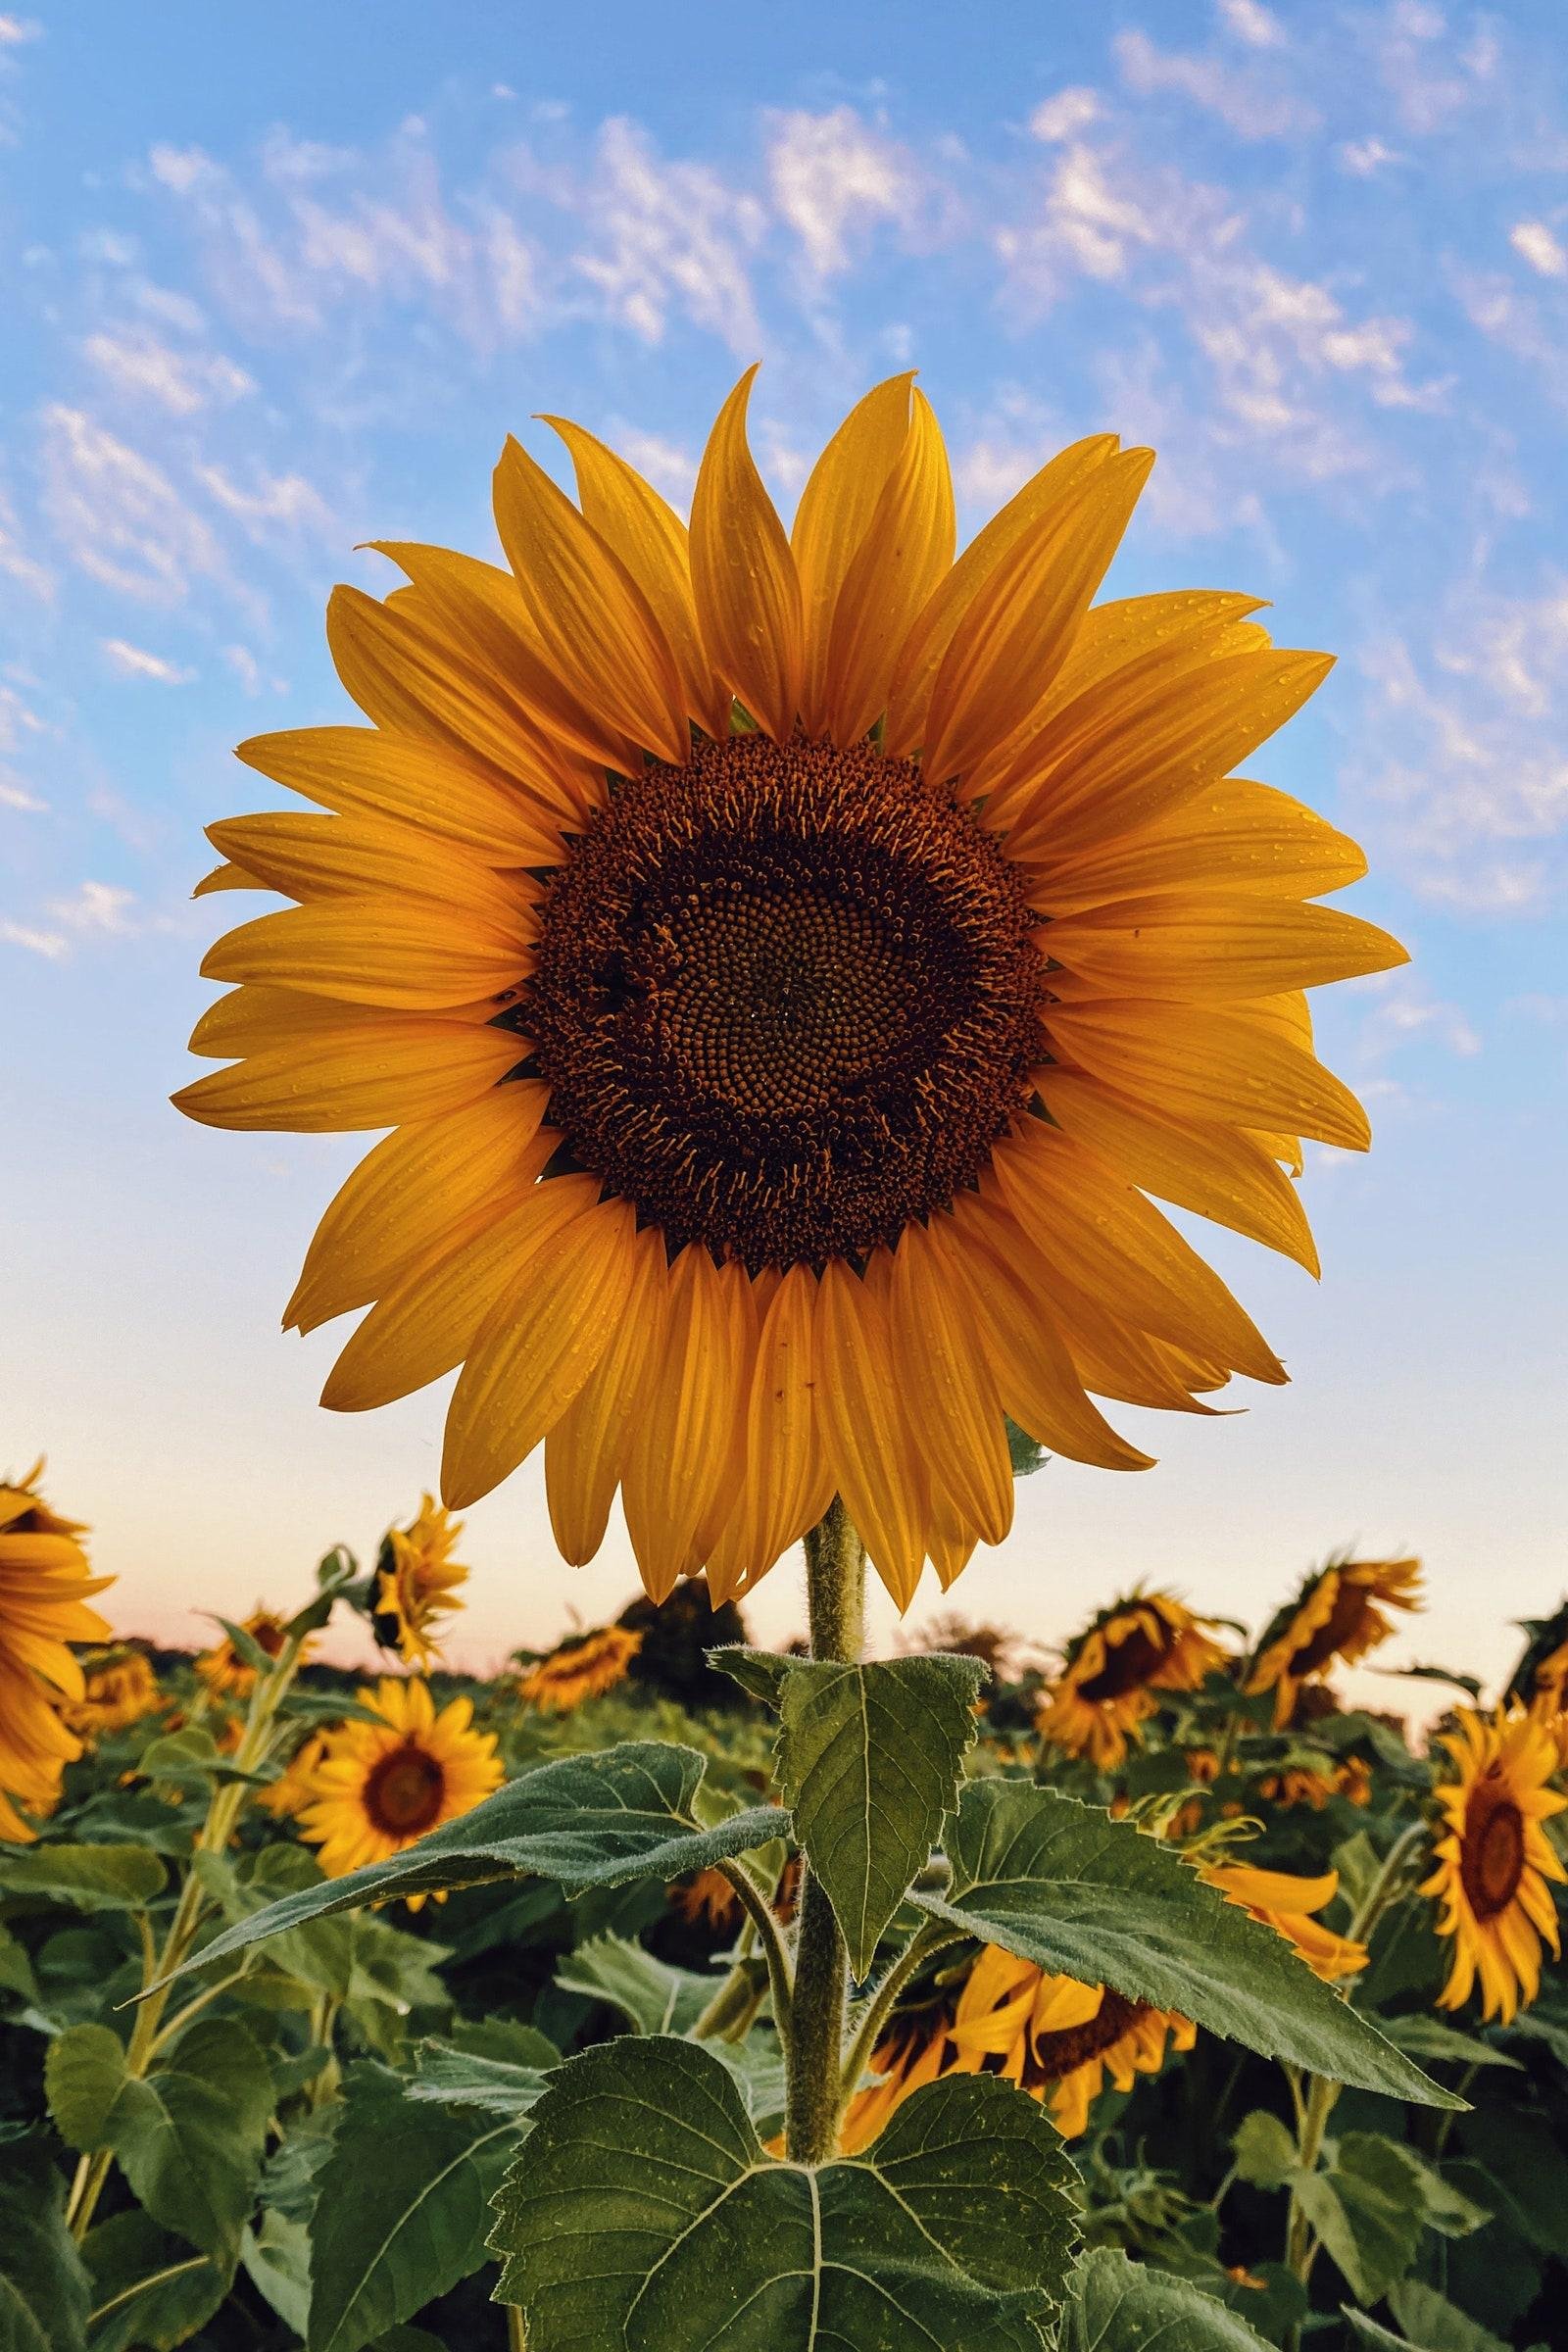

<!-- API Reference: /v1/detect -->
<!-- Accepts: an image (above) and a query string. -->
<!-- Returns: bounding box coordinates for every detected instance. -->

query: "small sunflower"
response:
[1199,1858,1367,1983]
[196,1608,303,1700]
[296,1676,503,1905]
[177,372,1404,1610]
[0,1462,112,1840]
[1506,1602,1568,1716]
[371,1494,468,1667]
[1247,1557,1422,1728]
[1037,1590,1228,1768]
[60,1648,162,1739]
[516,1623,642,1713]
[1421,1705,1565,2024]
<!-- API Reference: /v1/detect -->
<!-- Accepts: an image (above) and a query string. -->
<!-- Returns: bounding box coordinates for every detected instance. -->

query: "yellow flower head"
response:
[1420,1704,1565,2025]
[257,1727,331,1818]
[1037,1589,1228,1768]
[60,1648,162,1739]
[0,1461,113,1841]
[1199,1858,1367,1983]
[516,1623,642,1714]
[1248,1557,1422,1728]
[176,374,1404,1609]
[371,1494,469,1668]
[295,1676,503,1906]
[195,1608,306,1700]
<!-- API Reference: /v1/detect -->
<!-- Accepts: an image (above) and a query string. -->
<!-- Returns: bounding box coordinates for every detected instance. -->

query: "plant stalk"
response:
[783,1497,864,2163]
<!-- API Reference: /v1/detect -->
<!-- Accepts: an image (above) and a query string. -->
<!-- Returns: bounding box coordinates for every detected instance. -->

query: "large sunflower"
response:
[515,1623,642,1713]
[371,1494,468,1667]
[1037,1589,1228,1767]
[1247,1556,1422,1728]
[176,373,1404,1607]
[1420,1705,1565,2025]
[295,1676,503,1903]
[0,1463,112,1840]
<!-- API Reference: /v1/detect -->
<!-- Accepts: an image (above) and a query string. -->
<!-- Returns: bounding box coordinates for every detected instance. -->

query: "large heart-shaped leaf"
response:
[1057,2249,1275,2352]
[776,1655,985,1977]
[80,2211,232,2352]
[490,2034,1081,2351]
[912,1783,1457,2106]
[151,1744,787,1988]
[0,2133,91,2352]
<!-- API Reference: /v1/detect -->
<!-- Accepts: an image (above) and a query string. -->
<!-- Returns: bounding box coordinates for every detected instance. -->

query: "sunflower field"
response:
[3,1468,1566,2352]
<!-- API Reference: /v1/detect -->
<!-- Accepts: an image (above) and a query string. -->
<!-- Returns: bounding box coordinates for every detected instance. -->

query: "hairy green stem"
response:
[841,1924,965,2101]
[784,1498,865,2163]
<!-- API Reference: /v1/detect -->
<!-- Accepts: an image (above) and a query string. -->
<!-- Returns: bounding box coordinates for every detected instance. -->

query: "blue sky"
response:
[5,0,1566,1694]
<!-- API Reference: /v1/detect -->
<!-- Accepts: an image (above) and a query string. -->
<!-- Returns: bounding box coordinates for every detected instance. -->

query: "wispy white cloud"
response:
[1338,136,1406,175]
[101,636,195,684]
[1354,969,1482,1060]
[47,880,137,936]
[39,406,223,604]
[1216,0,1286,47]
[1114,27,1319,140]
[193,461,336,540]
[574,117,765,349]
[82,327,254,415]
[0,485,53,600]
[1510,220,1567,280]
[0,774,45,810]
[1,917,68,959]
[765,107,916,277]
[0,15,41,43]
[1027,88,1101,143]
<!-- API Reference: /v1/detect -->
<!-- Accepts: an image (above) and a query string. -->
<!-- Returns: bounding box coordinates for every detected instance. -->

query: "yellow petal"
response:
[823,388,956,748]
[201,898,532,1011]
[790,372,914,734]
[689,368,804,741]
[187,985,427,1060]
[492,435,690,764]
[1024,777,1367,912]
[234,725,570,860]
[882,434,1119,760]
[707,1263,834,1599]
[889,1220,1013,1545]
[172,1017,525,1132]
[545,414,728,737]
[441,1193,637,1508]
[544,1223,670,1565]
[207,811,558,909]
[285,1085,554,1334]
[1044,999,1371,1151]
[812,1257,924,1607]
[1037,1071,1320,1275]
[621,1246,752,1602]
[921,448,1153,788]
[193,859,263,896]
[1041,895,1407,1001]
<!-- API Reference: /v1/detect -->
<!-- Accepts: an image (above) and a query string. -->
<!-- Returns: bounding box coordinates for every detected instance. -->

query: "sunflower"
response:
[0,1462,113,1840]
[1199,1858,1367,1983]
[1506,1602,1568,1717]
[258,1727,331,1817]
[1037,1590,1228,1768]
[61,1648,162,1739]
[1420,1705,1565,2024]
[195,1608,304,1700]
[669,1866,743,1933]
[371,1494,468,1667]
[515,1623,642,1712]
[295,1677,503,1904]
[1247,1557,1422,1728]
[176,373,1404,1608]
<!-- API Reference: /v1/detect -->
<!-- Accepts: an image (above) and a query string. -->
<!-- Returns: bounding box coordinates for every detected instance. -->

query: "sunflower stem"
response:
[783,1497,865,2163]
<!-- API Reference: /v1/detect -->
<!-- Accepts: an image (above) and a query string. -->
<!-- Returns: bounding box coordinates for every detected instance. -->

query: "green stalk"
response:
[783,1498,864,2163]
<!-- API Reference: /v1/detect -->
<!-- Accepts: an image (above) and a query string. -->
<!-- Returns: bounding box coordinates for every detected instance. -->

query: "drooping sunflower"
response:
[0,1462,113,1840]
[1199,1859,1367,1983]
[1247,1557,1422,1728]
[60,1648,162,1739]
[195,1607,303,1700]
[1420,1705,1565,2025]
[515,1623,642,1713]
[295,1677,503,1904]
[669,1865,744,1933]
[176,373,1405,1607]
[371,1494,468,1667]
[1037,1589,1228,1768]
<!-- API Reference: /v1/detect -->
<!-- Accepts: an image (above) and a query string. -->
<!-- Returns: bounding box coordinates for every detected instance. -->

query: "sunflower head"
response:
[195,1608,300,1699]
[177,372,1404,1610]
[1505,1600,1568,1717]
[1199,1858,1367,1983]
[515,1624,642,1714]
[1247,1556,1422,1728]
[1037,1589,1228,1768]
[0,1461,113,1841]
[60,1648,162,1738]
[296,1677,503,1904]
[1420,1704,1566,2024]
[371,1494,469,1668]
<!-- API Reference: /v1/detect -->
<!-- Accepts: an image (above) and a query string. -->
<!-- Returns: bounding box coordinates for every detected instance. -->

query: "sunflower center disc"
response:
[529,734,1043,1269]
[1026,1990,1144,2083]
[367,1743,446,1836]
[1077,1626,1169,1703]
[1464,1791,1525,1919]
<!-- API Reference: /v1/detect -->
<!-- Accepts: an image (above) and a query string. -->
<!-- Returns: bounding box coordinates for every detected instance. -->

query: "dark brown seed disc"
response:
[526,732,1044,1271]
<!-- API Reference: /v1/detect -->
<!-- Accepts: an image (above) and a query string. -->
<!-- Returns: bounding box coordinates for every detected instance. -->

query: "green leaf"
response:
[1334,2132,1486,2239]
[1294,2136,1428,2305]
[490,2035,1081,2350]
[306,2063,517,2352]
[80,2211,230,2352]
[1389,2281,1532,2352]
[707,1646,792,1708]
[1381,2014,1522,2071]
[556,1932,719,2035]
[777,1654,985,1976]
[0,1844,167,1913]
[914,1782,1460,2106]
[46,2019,273,2259]
[212,1614,278,1673]
[277,1689,389,1728]
[0,2133,91,2352]
[408,2037,553,2121]
[1004,1419,1047,1477]
[156,1743,788,1988]
[0,1925,39,2005]
[1056,2249,1276,2352]
[132,1729,271,1788]
[1232,2110,1297,2190]
[240,2213,313,2336]
[259,2110,341,2226]
[1453,2106,1568,2254]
